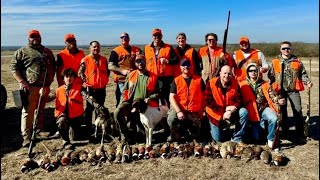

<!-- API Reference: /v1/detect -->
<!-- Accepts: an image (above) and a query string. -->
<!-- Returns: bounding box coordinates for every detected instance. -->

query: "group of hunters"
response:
[9,28,313,151]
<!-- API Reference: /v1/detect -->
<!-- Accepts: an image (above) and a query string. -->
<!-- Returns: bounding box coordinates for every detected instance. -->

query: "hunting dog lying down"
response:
[132,99,169,146]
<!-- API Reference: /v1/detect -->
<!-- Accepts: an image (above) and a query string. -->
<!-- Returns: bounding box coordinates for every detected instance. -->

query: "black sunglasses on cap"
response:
[120,36,129,39]
[135,59,146,64]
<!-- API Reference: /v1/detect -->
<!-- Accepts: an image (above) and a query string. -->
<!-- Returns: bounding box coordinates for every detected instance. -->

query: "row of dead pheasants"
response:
[21,139,288,173]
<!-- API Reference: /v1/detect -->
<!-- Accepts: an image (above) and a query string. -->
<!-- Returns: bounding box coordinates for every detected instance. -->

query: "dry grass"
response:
[1,53,319,180]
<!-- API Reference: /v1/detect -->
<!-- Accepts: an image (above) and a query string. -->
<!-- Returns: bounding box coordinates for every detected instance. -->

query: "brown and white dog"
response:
[132,98,169,146]
[94,106,113,146]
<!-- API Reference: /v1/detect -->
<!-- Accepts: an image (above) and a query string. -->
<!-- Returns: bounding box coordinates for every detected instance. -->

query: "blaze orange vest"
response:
[112,45,141,83]
[145,43,174,77]
[82,55,109,89]
[198,46,234,82]
[271,58,304,92]
[239,80,277,122]
[54,83,84,119]
[233,49,261,82]
[173,47,195,77]
[174,75,203,114]
[205,77,240,124]
[122,70,158,107]
[57,48,85,86]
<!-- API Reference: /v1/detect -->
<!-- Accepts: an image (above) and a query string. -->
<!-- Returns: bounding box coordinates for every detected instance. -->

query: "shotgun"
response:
[222,10,231,54]
[28,68,48,158]
[304,58,311,137]
[215,10,230,76]
[272,61,285,150]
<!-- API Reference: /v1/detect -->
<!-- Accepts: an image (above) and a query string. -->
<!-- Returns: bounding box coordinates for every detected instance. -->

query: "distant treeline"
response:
[2,42,318,57]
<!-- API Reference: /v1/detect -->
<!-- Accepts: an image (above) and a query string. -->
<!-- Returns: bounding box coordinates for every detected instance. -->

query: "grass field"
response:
[1,49,319,180]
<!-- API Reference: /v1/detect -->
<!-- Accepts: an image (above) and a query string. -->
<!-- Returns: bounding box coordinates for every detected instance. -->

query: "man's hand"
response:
[219,52,226,60]
[144,98,150,104]
[121,69,131,76]
[225,106,237,113]
[160,58,168,64]
[260,67,269,73]
[278,98,286,105]
[20,80,30,91]
[39,87,47,96]
[223,111,232,120]
[177,111,185,120]
[307,81,313,89]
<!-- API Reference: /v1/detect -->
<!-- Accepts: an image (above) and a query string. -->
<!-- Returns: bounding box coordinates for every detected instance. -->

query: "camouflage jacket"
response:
[268,54,310,91]
[10,44,56,87]
[245,78,279,113]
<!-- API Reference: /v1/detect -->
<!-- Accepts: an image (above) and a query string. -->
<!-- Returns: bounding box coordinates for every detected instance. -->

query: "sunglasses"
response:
[281,47,291,51]
[120,36,129,40]
[135,59,146,64]
[248,69,257,73]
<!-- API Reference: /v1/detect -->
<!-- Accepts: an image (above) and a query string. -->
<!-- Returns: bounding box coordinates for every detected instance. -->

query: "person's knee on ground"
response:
[232,107,249,143]
[209,121,221,143]
[56,115,70,143]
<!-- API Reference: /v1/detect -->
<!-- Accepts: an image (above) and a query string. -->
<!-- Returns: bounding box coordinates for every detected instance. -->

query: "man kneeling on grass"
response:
[239,63,285,149]
[41,68,84,149]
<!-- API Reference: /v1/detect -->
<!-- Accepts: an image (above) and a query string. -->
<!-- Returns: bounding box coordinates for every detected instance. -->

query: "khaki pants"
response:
[21,86,49,140]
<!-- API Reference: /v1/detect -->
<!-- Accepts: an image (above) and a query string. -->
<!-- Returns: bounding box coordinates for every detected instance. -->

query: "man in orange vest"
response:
[240,63,285,148]
[167,59,205,142]
[268,41,313,143]
[173,32,201,77]
[109,32,142,107]
[41,68,84,149]
[114,54,159,144]
[56,33,85,87]
[144,28,179,106]
[198,33,234,84]
[204,65,248,143]
[233,36,269,82]
[78,41,109,141]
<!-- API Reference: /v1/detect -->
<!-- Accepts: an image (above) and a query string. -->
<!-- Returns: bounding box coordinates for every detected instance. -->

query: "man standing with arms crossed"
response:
[144,28,179,106]
[109,32,142,107]
[233,36,269,82]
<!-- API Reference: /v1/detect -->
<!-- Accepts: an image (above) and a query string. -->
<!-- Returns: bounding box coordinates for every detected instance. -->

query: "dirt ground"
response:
[1,54,319,180]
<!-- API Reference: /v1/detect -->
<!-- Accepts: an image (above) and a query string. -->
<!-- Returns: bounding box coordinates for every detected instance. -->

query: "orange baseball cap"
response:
[64,33,76,41]
[152,28,162,35]
[239,36,249,44]
[28,29,41,37]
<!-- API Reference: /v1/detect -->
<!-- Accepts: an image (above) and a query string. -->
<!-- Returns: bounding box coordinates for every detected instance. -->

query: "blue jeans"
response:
[209,107,249,143]
[251,107,277,142]
[115,82,125,108]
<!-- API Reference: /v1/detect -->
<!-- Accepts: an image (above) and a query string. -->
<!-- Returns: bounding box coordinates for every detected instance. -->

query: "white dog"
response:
[133,99,169,146]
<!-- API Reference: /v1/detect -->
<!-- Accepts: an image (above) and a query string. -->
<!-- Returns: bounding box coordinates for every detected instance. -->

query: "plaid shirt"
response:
[204,78,241,112]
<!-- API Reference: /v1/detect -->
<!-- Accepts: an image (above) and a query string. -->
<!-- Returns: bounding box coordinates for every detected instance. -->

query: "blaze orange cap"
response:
[64,33,76,42]
[152,28,162,35]
[239,36,249,44]
[28,29,41,37]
